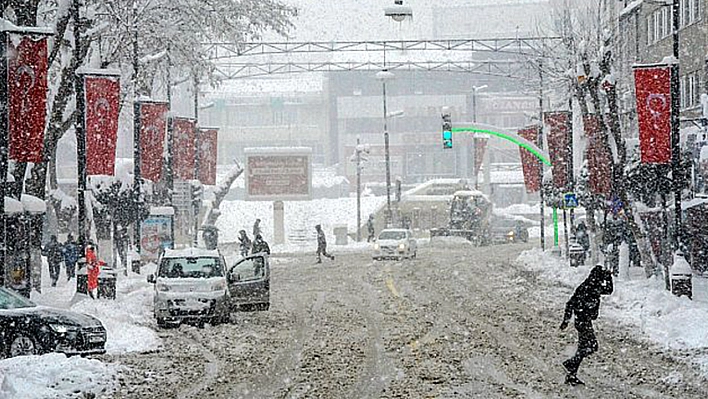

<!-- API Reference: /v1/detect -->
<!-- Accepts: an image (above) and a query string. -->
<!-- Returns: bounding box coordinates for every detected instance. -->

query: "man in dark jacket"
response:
[238,230,251,258]
[367,215,376,243]
[315,224,334,263]
[251,233,270,255]
[253,219,262,238]
[560,265,614,385]
[43,235,64,287]
[62,234,80,281]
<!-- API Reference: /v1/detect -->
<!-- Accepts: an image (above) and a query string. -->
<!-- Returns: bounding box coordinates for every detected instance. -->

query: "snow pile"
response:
[517,248,708,358]
[0,353,121,399]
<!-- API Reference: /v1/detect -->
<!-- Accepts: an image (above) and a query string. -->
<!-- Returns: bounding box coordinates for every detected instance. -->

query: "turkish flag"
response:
[84,75,120,176]
[173,117,196,180]
[518,126,541,193]
[198,128,218,185]
[139,102,169,182]
[583,114,612,196]
[633,65,672,164]
[544,111,572,190]
[7,34,49,163]
[473,137,487,179]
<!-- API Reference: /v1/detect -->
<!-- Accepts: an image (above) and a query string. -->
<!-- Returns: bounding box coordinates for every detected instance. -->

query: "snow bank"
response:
[0,353,121,399]
[517,248,708,373]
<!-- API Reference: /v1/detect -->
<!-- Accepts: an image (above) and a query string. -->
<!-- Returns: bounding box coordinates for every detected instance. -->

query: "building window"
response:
[680,70,701,109]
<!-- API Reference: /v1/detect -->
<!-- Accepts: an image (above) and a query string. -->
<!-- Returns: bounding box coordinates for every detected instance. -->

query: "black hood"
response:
[26,307,104,328]
[581,265,614,296]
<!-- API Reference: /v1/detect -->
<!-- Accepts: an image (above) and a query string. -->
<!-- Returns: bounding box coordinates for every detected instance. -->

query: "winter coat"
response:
[239,235,252,251]
[253,222,261,238]
[367,219,375,234]
[252,238,270,255]
[317,230,327,249]
[86,248,101,291]
[562,265,613,324]
[63,242,80,265]
[42,240,64,265]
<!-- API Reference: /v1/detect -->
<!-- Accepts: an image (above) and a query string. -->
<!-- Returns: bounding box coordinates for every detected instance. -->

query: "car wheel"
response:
[8,333,38,357]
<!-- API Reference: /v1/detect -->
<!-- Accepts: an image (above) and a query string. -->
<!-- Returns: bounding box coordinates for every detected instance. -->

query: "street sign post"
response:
[563,192,578,209]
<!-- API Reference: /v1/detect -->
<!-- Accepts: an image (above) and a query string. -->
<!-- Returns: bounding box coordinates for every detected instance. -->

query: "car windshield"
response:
[158,257,223,278]
[379,231,406,240]
[0,287,36,310]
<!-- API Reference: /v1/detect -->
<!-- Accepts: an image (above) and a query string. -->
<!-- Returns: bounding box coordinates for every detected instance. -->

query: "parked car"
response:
[148,247,270,328]
[490,216,530,244]
[373,228,418,260]
[0,287,107,358]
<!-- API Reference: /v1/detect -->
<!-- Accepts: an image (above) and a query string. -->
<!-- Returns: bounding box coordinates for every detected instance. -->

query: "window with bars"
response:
[680,71,701,109]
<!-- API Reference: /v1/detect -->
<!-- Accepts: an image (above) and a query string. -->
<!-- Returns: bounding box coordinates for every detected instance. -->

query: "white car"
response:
[373,228,418,260]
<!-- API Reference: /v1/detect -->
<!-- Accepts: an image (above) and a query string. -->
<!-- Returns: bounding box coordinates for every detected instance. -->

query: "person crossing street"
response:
[315,224,334,263]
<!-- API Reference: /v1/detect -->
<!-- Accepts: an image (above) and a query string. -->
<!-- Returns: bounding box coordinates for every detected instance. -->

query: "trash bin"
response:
[98,267,117,300]
[670,251,693,299]
[333,225,348,245]
[569,240,586,267]
[202,225,219,250]
[76,258,88,295]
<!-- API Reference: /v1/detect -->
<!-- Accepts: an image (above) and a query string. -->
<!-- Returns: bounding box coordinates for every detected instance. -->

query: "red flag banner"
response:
[198,128,218,185]
[173,117,196,180]
[84,74,120,176]
[518,126,541,193]
[544,111,572,190]
[633,65,672,164]
[139,102,169,182]
[473,137,487,179]
[583,114,612,196]
[7,34,49,163]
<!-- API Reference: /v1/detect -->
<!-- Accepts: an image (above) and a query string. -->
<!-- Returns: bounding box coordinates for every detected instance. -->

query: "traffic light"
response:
[442,112,453,149]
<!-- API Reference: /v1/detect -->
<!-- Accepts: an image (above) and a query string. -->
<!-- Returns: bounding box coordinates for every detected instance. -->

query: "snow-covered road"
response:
[105,242,708,398]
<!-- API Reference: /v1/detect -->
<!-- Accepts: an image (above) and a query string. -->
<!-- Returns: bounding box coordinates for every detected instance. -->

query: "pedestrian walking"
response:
[42,235,64,287]
[253,218,262,238]
[238,230,252,258]
[315,224,335,263]
[559,265,614,385]
[251,233,271,255]
[85,244,105,299]
[62,234,80,281]
[367,215,376,242]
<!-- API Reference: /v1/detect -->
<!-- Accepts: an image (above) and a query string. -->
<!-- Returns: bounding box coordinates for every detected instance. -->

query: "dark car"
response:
[0,287,107,358]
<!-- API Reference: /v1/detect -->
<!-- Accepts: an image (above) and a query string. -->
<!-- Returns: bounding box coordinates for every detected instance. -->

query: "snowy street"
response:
[98,242,708,399]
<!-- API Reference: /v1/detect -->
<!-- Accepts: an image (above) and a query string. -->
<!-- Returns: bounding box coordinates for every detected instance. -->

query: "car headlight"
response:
[212,281,226,291]
[507,231,515,237]
[49,324,78,334]
[374,243,380,250]
[156,283,170,292]
[398,243,406,250]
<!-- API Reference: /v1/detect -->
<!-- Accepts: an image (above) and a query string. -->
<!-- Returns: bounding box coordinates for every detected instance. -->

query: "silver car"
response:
[373,228,418,260]
[148,248,270,327]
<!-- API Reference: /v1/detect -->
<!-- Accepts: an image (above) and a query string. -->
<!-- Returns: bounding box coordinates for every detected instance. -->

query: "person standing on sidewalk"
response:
[315,224,334,263]
[253,218,262,239]
[559,265,614,385]
[367,215,376,242]
[62,234,80,281]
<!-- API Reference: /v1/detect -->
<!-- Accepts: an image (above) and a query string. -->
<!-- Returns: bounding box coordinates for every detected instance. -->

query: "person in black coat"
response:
[367,215,376,243]
[315,224,334,263]
[560,265,614,385]
[251,233,270,255]
[238,230,251,258]
[42,235,64,287]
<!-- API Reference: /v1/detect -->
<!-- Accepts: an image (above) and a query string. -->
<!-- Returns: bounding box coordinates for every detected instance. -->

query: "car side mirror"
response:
[147,274,156,284]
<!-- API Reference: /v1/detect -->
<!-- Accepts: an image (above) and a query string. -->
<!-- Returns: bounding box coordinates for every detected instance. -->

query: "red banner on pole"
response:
[473,137,487,179]
[139,102,169,182]
[84,74,120,176]
[544,111,572,190]
[7,34,49,163]
[633,65,672,164]
[518,126,541,193]
[198,128,218,185]
[173,117,196,180]
[583,114,612,196]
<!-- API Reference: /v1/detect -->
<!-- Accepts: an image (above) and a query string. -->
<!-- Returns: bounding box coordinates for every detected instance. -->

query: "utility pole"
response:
[356,138,362,242]
[193,72,200,246]
[670,0,682,250]
[165,47,174,206]
[73,0,87,251]
[538,61,546,251]
[132,0,142,259]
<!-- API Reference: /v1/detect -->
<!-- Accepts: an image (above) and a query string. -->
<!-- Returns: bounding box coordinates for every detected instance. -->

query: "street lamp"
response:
[384,0,413,22]
[470,85,487,190]
[376,70,395,226]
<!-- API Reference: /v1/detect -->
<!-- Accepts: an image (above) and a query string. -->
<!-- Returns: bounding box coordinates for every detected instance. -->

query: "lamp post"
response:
[670,0,682,250]
[376,70,395,226]
[470,85,487,190]
[132,0,142,258]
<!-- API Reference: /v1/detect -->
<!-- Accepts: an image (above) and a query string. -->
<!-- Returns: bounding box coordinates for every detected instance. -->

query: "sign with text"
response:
[140,215,173,262]
[633,64,672,164]
[245,148,312,201]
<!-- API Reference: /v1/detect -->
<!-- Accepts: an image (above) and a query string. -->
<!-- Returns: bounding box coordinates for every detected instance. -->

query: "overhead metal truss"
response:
[212,59,533,80]
[204,37,563,61]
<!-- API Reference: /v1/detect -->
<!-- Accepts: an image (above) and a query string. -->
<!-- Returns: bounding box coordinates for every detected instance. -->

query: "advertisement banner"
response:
[198,128,218,185]
[583,114,613,196]
[245,148,312,201]
[7,34,49,163]
[139,101,169,182]
[84,75,120,175]
[173,117,197,180]
[544,111,572,190]
[633,65,672,164]
[517,125,541,193]
[140,215,174,262]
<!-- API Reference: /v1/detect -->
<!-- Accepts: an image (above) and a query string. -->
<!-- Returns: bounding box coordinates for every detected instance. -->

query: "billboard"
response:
[140,214,174,262]
[633,64,672,164]
[245,147,312,201]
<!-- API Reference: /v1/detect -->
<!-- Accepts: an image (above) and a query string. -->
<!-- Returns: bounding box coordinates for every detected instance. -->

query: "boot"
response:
[565,374,584,386]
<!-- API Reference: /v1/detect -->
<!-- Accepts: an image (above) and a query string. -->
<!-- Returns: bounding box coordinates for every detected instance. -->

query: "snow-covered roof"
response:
[162,248,220,258]
[453,190,486,197]
[21,194,46,214]
[0,19,53,34]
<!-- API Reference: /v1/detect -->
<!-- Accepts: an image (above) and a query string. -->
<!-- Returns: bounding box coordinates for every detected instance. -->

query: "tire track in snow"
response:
[174,328,221,399]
